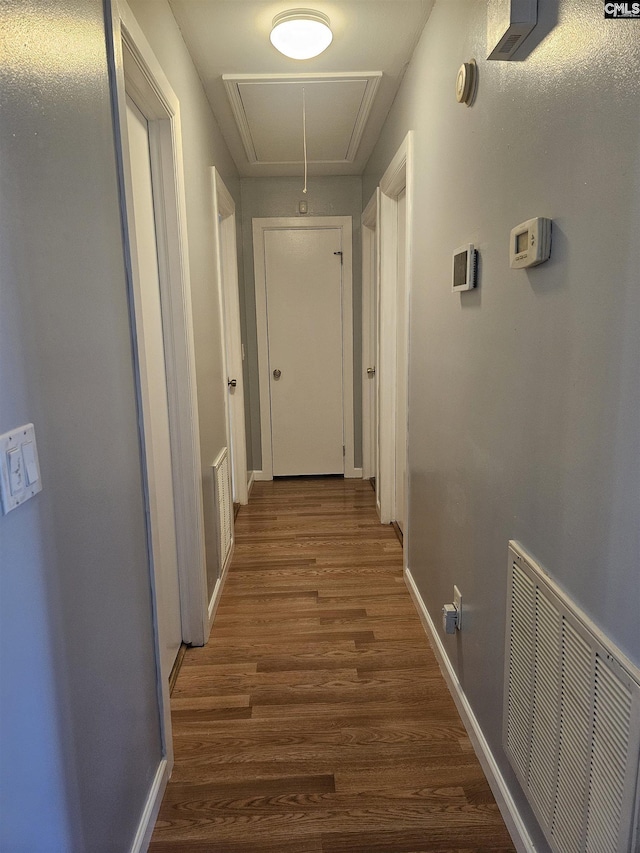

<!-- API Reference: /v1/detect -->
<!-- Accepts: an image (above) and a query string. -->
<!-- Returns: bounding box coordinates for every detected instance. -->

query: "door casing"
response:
[252,216,358,480]
[107,4,211,842]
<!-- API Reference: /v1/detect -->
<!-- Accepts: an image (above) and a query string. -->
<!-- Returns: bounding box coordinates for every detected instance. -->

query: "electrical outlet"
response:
[453,585,462,630]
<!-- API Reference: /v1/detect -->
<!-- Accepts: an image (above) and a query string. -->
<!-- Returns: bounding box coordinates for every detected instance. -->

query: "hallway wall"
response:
[127,0,243,596]
[0,1,162,849]
[365,0,640,849]
[240,176,363,473]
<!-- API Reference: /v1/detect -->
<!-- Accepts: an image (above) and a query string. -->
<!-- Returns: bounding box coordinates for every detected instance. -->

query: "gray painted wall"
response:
[365,1,640,848]
[0,1,162,849]
[240,176,363,472]
[128,0,242,596]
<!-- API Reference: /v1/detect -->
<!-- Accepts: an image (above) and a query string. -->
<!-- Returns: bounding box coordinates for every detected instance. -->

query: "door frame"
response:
[361,189,380,492]
[107,3,211,842]
[211,169,248,506]
[252,216,357,480]
[378,133,413,555]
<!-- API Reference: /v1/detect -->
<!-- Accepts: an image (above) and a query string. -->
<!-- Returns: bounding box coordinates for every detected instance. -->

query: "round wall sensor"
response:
[455,59,477,106]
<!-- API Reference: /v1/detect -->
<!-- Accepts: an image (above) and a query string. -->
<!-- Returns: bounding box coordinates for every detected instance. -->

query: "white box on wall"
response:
[487,0,538,60]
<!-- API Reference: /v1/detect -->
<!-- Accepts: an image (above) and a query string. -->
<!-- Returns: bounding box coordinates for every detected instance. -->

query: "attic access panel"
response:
[223,73,382,165]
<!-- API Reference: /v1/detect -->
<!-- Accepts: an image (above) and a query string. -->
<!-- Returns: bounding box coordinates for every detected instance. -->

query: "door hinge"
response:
[334,251,343,265]
[343,445,345,456]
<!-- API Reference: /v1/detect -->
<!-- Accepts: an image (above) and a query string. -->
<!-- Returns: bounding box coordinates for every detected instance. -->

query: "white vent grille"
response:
[505,542,640,853]
[212,447,233,573]
[496,33,524,55]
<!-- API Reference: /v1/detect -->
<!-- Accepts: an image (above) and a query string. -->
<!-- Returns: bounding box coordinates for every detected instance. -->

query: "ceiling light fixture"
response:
[270,9,333,60]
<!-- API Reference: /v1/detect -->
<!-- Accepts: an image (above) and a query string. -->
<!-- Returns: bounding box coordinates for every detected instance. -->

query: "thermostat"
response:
[510,217,551,268]
[452,243,477,292]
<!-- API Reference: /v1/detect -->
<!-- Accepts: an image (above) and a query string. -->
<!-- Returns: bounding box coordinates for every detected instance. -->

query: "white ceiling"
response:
[168,1,435,177]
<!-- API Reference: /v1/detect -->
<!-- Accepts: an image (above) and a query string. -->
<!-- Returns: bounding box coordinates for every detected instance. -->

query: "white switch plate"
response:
[453,585,462,630]
[0,423,42,515]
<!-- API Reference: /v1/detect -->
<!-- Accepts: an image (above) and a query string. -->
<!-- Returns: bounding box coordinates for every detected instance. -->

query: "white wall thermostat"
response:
[510,217,552,268]
[452,243,477,291]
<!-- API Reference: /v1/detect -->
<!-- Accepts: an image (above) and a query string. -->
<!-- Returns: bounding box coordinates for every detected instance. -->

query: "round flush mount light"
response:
[270,9,333,60]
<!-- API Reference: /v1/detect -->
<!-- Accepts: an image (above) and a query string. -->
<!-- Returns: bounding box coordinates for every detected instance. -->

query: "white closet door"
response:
[395,188,408,532]
[125,97,181,676]
[264,228,344,476]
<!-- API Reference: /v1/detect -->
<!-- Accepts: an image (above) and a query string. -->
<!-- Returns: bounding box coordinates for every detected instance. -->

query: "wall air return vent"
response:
[504,541,640,853]
[488,0,538,60]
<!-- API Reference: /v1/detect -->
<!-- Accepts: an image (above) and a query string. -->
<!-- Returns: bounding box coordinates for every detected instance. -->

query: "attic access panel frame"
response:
[223,72,382,166]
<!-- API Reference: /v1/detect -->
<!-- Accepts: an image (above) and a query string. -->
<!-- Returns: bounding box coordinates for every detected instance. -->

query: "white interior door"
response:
[213,169,248,505]
[220,210,247,505]
[370,228,379,485]
[125,97,182,676]
[395,188,408,532]
[264,228,344,476]
[362,195,379,486]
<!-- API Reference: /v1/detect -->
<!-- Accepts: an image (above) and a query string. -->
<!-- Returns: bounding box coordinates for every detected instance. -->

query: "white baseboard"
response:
[345,467,363,479]
[252,469,365,481]
[129,758,169,853]
[404,567,537,853]
[247,470,255,494]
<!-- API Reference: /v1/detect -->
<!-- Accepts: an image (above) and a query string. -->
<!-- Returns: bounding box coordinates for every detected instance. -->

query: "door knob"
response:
[228,378,237,387]
[273,369,282,379]
[367,367,376,376]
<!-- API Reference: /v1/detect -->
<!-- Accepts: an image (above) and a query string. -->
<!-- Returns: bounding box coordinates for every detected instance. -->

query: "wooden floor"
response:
[149,477,516,853]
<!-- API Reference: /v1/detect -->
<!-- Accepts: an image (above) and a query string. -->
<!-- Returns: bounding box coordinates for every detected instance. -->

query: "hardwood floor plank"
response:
[249,695,466,719]
[149,837,323,853]
[182,640,358,667]
[334,757,498,792]
[149,478,515,853]
[168,752,495,786]
[255,646,438,673]
[152,802,510,843]
[320,828,516,853]
[172,668,362,698]
[170,720,468,750]
[170,695,250,710]
[171,707,252,722]
[215,605,369,620]
[160,775,336,803]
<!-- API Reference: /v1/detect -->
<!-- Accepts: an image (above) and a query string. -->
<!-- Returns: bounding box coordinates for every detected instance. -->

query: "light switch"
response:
[0,423,43,515]
[22,441,39,485]
[7,448,23,495]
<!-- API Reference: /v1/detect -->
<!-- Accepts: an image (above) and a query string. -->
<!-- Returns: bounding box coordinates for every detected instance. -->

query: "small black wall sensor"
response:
[452,244,477,291]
